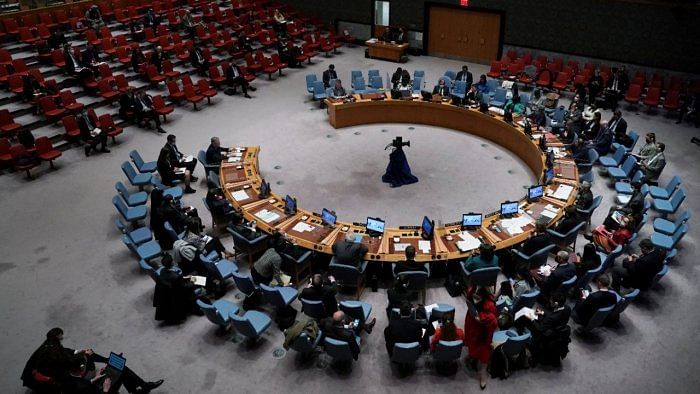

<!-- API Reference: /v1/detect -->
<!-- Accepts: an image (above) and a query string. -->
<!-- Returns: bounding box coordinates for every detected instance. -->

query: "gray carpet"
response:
[1,45,699,393]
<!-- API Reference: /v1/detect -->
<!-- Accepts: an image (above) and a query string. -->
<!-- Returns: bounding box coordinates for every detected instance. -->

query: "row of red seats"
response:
[0,136,61,178]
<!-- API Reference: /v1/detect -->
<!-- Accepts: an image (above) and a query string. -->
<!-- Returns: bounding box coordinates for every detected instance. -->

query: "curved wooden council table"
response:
[221,96,579,263]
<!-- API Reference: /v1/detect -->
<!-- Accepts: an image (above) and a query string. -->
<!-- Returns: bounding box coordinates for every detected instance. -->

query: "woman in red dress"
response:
[591,215,635,252]
[464,287,499,389]
[430,315,465,351]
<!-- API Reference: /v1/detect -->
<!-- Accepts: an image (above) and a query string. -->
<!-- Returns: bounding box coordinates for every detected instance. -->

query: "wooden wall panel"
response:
[427,7,502,64]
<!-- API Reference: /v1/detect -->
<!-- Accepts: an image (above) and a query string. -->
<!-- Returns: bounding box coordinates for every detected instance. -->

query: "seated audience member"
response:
[85,5,105,30]
[131,46,147,74]
[300,273,339,318]
[539,251,576,298]
[81,43,98,68]
[189,47,209,76]
[251,232,288,286]
[387,275,413,312]
[464,286,498,389]
[224,62,255,98]
[608,110,628,144]
[394,245,428,275]
[182,218,234,259]
[322,310,376,360]
[455,65,473,89]
[587,215,635,253]
[474,74,489,94]
[157,142,196,193]
[528,88,546,113]
[149,46,168,74]
[575,181,593,210]
[76,109,109,157]
[611,238,665,292]
[572,273,618,326]
[515,292,571,366]
[432,78,449,97]
[332,232,368,268]
[63,354,114,393]
[331,79,347,98]
[520,222,552,256]
[205,136,230,167]
[587,69,604,105]
[574,243,602,278]
[588,121,613,156]
[276,37,299,68]
[504,95,525,115]
[163,134,198,175]
[463,243,499,273]
[582,111,602,141]
[631,132,657,162]
[150,189,170,248]
[430,313,465,351]
[390,67,403,90]
[134,91,165,133]
[639,142,666,184]
[154,254,204,322]
[182,10,199,39]
[22,327,162,393]
[322,64,338,88]
[398,70,412,91]
[384,301,425,356]
[511,265,538,306]
[63,44,81,75]
[160,193,199,235]
[554,205,582,234]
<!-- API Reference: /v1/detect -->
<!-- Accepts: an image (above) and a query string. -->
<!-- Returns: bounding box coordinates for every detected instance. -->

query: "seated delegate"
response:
[300,273,339,318]
[572,273,618,326]
[332,232,368,268]
[463,243,499,273]
[394,245,428,275]
[205,136,231,168]
[611,238,665,292]
[153,254,205,323]
[321,310,376,360]
[384,301,425,356]
[432,79,449,97]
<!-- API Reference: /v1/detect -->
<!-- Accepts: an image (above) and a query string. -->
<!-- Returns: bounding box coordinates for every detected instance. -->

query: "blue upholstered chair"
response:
[513,289,539,313]
[411,77,422,94]
[329,257,367,299]
[598,145,626,167]
[462,266,500,289]
[433,340,463,374]
[430,303,455,322]
[413,70,425,80]
[112,195,147,224]
[548,221,586,250]
[651,224,687,252]
[312,80,327,102]
[576,261,604,290]
[438,75,452,88]
[556,275,577,295]
[230,310,272,340]
[577,195,602,226]
[444,70,457,81]
[616,183,648,206]
[652,188,685,217]
[150,177,183,200]
[614,170,644,195]
[370,75,384,90]
[650,265,669,289]
[207,170,221,189]
[367,69,380,80]
[129,150,157,173]
[607,156,637,182]
[196,299,240,329]
[649,175,681,200]
[513,244,556,268]
[339,300,372,325]
[324,337,356,364]
[122,234,162,262]
[578,305,615,333]
[611,130,639,153]
[115,218,152,245]
[232,271,258,296]
[391,342,421,369]
[493,329,531,357]
[288,330,322,356]
[611,288,640,316]
[350,70,362,87]
[305,74,317,94]
[280,250,312,285]
[393,264,430,303]
[260,284,298,308]
[226,225,269,266]
[490,87,507,108]
[115,181,148,207]
[300,298,326,320]
[451,80,467,101]
[139,259,157,281]
[598,244,624,271]
[653,210,690,235]
[200,252,239,281]
[197,150,219,176]
[121,161,152,190]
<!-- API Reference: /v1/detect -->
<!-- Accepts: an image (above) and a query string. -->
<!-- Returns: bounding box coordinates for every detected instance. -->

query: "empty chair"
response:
[614,170,645,195]
[513,244,556,268]
[115,218,152,245]
[391,342,421,369]
[339,300,372,325]
[451,80,467,101]
[577,195,602,225]
[329,257,367,299]
[115,181,148,206]
[280,249,313,285]
[129,150,157,173]
[226,226,269,266]
[650,224,687,252]
[207,171,221,188]
[411,77,422,93]
[414,70,425,79]
[463,266,500,289]
[231,271,258,297]
[150,177,183,200]
[112,195,147,224]
[649,176,681,200]
[616,183,648,206]
[490,87,507,108]
[369,75,383,90]
[305,74,317,94]
[598,145,626,168]
[184,84,204,110]
[35,137,62,169]
[312,80,327,103]
[196,299,240,330]
[260,284,298,309]
[611,288,640,317]
[607,156,637,182]
[122,233,162,262]
[653,210,690,235]
[493,329,532,358]
[199,253,239,282]
[231,310,272,341]
[121,161,152,190]
[300,298,326,320]
[652,188,685,217]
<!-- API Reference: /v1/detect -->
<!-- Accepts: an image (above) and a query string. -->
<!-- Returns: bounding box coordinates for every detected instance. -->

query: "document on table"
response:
[547,184,574,200]
[255,209,281,223]
[418,240,431,253]
[227,157,241,163]
[231,190,249,201]
[394,243,410,252]
[515,307,538,321]
[505,226,524,235]
[501,216,532,229]
[292,222,316,233]
[457,231,481,252]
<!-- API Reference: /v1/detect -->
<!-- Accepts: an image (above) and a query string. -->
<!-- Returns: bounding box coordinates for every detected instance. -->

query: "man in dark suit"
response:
[163,134,197,175]
[572,273,618,326]
[224,62,255,98]
[154,254,202,322]
[322,64,338,88]
[432,79,449,97]
[554,205,582,234]
[205,136,230,167]
[134,91,164,133]
[587,69,604,105]
[516,292,571,366]
[384,301,424,355]
[520,222,553,256]
[189,47,209,75]
[612,238,665,291]
[589,122,614,156]
[158,140,196,193]
[76,109,109,156]
[608,110,628,144]
[540,251,576,297]
[332,232,368,268]
[455,65,473,90]
[394,245,428,275]
[149,46,168,73]
[321,311,362,360]
[300,273,339,318]
[81,43,98,67]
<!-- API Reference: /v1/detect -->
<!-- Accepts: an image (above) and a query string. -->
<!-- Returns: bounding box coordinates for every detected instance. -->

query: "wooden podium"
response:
[365,40,408,62]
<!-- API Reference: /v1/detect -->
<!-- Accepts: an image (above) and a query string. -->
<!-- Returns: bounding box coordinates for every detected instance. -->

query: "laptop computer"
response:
[105,352,126,381]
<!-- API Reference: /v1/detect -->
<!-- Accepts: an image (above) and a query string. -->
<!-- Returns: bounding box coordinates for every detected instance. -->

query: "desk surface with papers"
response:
[221,97,579,263]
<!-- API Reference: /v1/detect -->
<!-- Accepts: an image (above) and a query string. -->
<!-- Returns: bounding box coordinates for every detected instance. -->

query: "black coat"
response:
[321,318,360,359]
[153,268,194,322]
[384,317,423,355]
[300,283,339,317]
[521,233,552,256]
[574,290,618,325]
[455,70,473,87]
[331,239,368,267]
[625,249,666,290]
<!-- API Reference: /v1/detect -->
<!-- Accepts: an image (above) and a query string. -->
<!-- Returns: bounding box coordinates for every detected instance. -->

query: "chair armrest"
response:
[359,260,368,273]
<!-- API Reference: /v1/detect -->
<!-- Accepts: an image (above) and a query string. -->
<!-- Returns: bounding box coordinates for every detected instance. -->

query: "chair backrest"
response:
[453,80,467,94]
[586,148,599,166]
[112,195,128,218]
[651,264,668,288]
[434,340,463,362]
[139,259,157,280]
[114,218,128,234]
[664,175,682,195]
[353,77,366,90]
[312,80,325,96]
[129,150,146,169]
[324,337,353,361]
[493,87,506,102]
[610,145,626,164]
[163,221,180,243]
[208,170,221,188]
[444,70,456,80]
[412,77,422,91]
[397,270,428,291]
[121,161,137,182]
[290,332,318,353]
[414,70,425,79]
[612,288,639,315]
[671,224,688,246]
[619,156,636,176]
[350,70,362,85]
[370,75,383,89]
[391,342,421,364]
[305,74,317,88]
[629,170,644,184]
[583,305,615,331]
[230,313,258,338]
[627,130,640,150]
[300,298,326,320]
[114,181,131,199]
[259,283,286,306]
[673,210,691,228]
[367,69,379,79]
[522,244,556,268]
[467,266,500,287]
[232,271,257,296]
[196,299,228,326]
[329,261,361,283]
[501,331,532,356]
[669,188,686,211]
[513,289,539,312]
[438,76,451,86]
[556,275,577,295]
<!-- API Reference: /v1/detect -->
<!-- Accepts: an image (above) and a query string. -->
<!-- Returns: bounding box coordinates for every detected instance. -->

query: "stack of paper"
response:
[227,157,241,163]
[255,209,280,223]
[394,243,410,252]
[515,307,538,321]
[418,240,431,253]
[547,184,574,200]
[540,204,560,219]
[231,190,248,201]
[538,265,552,277]
[190,276,207,286]
[456,231,481,252]
[292,222,316,233]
